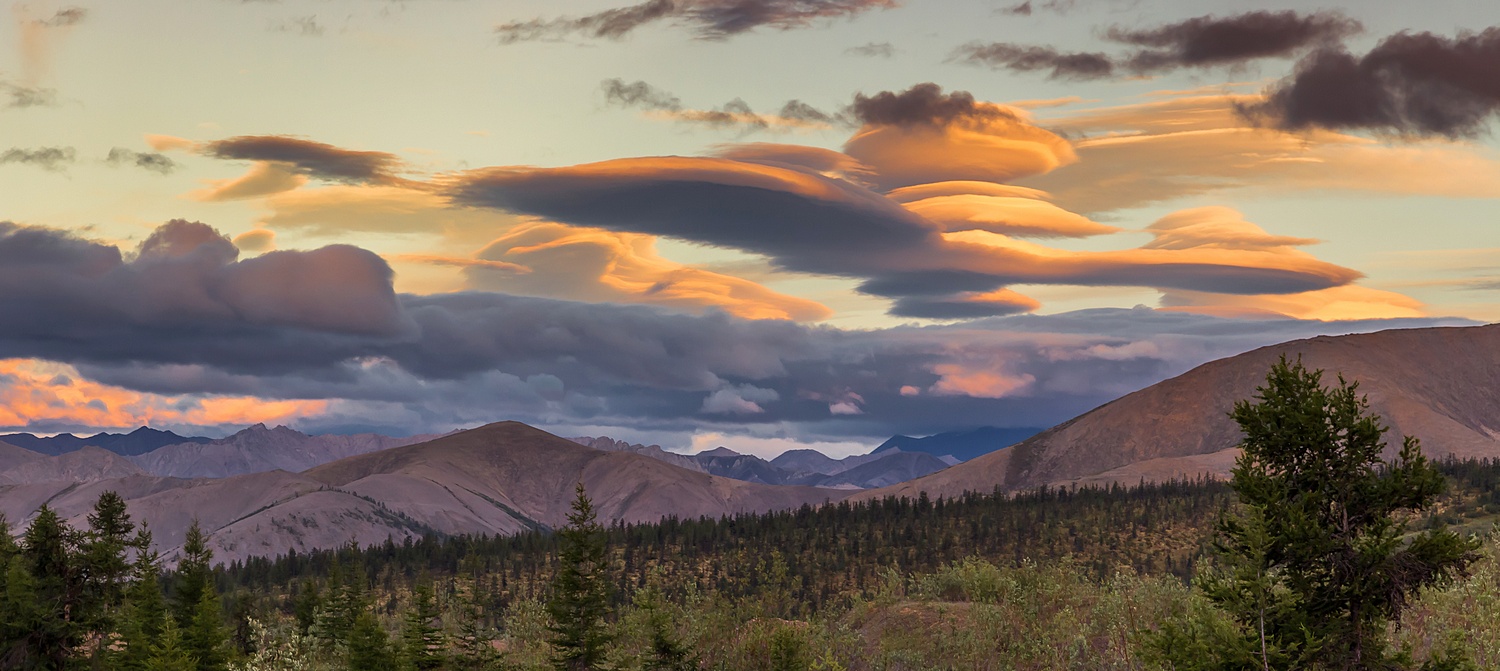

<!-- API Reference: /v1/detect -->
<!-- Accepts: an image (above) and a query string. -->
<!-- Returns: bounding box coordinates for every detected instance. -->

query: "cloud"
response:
[847,83,1015,128]
[203,135,403,183]
[1143,206,1319,251]
[1,79,57,108]
[1244,28,1500,138]
[1020,92,1500,212]
[711,142,875,183]
[270,15,324,36]
[0,358,325,434]
[844,41,895,58]
[464,221,833,321]
[192,161,308,201]
[701,384,778,414]
[952,43,1114,80]
[1108,11,1361,71]
[106,148,179,175]
[15,5,87,82]
[1,146,75,171]
[497,0,896,43]
[0,219,1468,440]
[232,229,276,253]
[959,11,1361,80]
[602,78,840,132]
[843,91,1077,190]
[900,193,1120,238]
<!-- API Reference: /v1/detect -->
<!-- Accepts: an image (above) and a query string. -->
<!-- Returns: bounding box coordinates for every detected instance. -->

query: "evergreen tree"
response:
[401,581,445,670]
[0,543,42,670]
[1157,356,1482,670]
[81,491,136,661]
[186,588,230,671]
[173,520,213,627]
[348,610,397,671]
[293,580,322,634]
[636,587,694,671]
[151,613,200,671]
[119,527,170,671]
[547,483,613,671]
[19,505,81,670]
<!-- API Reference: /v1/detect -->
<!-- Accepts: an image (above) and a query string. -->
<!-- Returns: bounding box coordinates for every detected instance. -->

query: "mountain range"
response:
[7,323,1500,566]
[0,426,211,456]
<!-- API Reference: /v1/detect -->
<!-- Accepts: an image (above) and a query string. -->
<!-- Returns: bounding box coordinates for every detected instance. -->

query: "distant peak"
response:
[699,446,741,457]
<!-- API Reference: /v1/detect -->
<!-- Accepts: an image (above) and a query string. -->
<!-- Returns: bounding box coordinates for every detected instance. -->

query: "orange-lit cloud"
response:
[844,104,1078,190]
[258,185,514,246]
[232,229,276,253]
[1023,93,1500,212]
[1160,285,1427,321]
[465,221,832,321]
[192,162,308,201]
[902,193,1120,238]
[928,362,1036,399]
[0,359,326,431]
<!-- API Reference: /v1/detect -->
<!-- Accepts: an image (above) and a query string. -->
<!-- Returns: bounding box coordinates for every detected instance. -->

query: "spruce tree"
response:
[401,580,445,670]
[82,491,136,661]
[348,610,397,671]
[20,505,81,670]
[547,483,612,671]
[120,527,170,671]
[173,520,213,627]
[151,613,200,671]
[1156,356,1482,670]
[187,588,231,671]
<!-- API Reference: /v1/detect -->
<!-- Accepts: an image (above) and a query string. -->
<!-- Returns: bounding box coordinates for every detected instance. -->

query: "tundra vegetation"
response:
[4,361,1500,670]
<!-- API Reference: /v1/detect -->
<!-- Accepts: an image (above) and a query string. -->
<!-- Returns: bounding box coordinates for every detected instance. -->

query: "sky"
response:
[0,0,1497,456]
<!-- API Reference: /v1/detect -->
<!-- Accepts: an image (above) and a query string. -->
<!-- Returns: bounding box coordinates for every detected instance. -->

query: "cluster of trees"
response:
[0,495,228,670]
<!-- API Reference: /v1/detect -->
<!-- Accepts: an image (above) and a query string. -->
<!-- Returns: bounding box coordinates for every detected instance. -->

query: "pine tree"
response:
[348,610,397,671]
[1156,356,1482,670]
[547,483,612,671]
[401,580,445,670]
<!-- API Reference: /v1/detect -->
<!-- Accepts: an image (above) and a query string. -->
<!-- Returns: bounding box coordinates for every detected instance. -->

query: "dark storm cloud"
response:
[960,11,1361,80]
[848,82,1016,126]
[952,43,1114,80]
[844,42,895,58]
[203,136,401,183]
[497,0,895,43]
[1,146,75,171]
[106,148,179,175]
[0,219,1466,440]
[1244,28,1500,138]
[1109,11,1361,71]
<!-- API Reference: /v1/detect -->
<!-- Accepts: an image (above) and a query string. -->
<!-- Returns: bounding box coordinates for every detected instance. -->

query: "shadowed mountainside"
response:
[870,324,1500,500]
[1,421,846,565]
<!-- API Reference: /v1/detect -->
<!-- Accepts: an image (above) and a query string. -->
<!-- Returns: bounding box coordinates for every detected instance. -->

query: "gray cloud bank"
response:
[0,219,1469,441]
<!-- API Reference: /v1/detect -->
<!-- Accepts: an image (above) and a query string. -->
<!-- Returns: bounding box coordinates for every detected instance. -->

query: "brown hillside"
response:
[871,324,1500,500]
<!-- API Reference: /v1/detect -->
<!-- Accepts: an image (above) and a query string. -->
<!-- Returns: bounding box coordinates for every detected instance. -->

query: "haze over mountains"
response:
[7,324,1500,566]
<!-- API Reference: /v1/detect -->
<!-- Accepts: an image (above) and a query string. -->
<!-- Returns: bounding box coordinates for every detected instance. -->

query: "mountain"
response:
[0,441,43,472]
[871,324,1500,501]
[0,446,146,485]
[129,424,440,478]
[1,421,847,565]
[873,426,1043,463]
[0,426,211,456]
[574,436,951,489]
[569,436,706,472]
